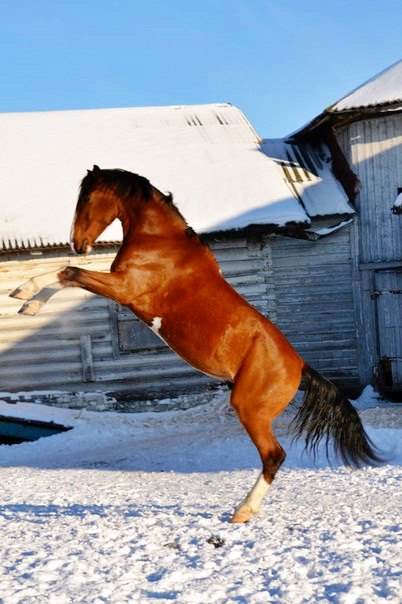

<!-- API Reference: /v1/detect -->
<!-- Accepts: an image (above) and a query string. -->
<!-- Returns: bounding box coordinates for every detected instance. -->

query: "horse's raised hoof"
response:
[230,504,256,524]
[18,300,44,316]
[10,283,34,300]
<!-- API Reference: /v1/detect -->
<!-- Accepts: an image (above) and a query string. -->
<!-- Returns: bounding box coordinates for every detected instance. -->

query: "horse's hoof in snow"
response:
[18,300,43,316]
[230,504,255,524]
[10,284,34,300]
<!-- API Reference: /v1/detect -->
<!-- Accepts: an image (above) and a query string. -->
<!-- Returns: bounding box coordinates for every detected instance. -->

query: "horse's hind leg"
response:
[230,335,301,523]
[230,414,286,523]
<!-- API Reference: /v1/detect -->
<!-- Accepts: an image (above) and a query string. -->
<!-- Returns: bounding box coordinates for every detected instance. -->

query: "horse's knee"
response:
[58,266,79,286]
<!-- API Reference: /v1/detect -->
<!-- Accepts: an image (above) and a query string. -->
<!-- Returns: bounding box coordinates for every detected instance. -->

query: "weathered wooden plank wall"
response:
[0,238,271,396]
[0,252,114,389]
[336,114,402,389]
[0,228,360,396]
[338,114,402,263]
[269,228,359,389]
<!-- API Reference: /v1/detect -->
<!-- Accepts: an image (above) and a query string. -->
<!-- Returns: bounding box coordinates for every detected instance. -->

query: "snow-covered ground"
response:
[0,387,401,603]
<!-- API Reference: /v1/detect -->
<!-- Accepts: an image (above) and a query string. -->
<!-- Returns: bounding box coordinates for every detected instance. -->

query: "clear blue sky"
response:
[1,0,401,138]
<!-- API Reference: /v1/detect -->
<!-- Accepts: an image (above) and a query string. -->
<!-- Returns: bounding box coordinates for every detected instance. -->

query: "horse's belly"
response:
[152,304,264,381]
[149,317,232,380]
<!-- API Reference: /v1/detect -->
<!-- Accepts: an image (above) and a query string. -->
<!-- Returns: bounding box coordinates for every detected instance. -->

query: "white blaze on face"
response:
[151,316,162,334]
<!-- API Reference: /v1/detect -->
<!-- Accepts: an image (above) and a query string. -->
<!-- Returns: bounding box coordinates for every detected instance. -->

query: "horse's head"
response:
[72,165,153,254]
[71,166,117,254]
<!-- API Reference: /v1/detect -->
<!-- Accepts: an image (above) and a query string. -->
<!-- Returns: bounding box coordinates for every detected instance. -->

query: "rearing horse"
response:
[10,166,380,523]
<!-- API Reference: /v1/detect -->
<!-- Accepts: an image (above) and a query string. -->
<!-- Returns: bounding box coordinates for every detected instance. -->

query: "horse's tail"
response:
[291,365,382,467]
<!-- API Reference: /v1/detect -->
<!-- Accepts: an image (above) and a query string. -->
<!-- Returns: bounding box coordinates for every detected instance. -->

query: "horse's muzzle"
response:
[71,239,92,255]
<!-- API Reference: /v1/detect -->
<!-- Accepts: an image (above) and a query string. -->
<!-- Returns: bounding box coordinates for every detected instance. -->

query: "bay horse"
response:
[10,166,380,523]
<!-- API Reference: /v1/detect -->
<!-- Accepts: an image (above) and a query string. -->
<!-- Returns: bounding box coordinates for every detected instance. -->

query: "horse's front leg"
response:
[10,268,63,301]
[17,286,64,316]
[57,266,127,303]
[10,268,65,316]
[11,266,127,315]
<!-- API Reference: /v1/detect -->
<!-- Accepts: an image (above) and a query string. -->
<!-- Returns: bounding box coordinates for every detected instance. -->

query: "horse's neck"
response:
[122,189,186,239]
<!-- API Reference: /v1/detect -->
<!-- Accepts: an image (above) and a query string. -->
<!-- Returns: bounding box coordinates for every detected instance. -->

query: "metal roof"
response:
[330,60,402,113]
[289,61,402,140]
[0,104,311,251]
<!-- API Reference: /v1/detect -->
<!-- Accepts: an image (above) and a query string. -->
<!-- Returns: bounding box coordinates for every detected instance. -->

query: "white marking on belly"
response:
[151,316,162,334]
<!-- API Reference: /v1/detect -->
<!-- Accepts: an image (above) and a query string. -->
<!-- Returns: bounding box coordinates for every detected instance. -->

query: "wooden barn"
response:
[0,86,389,400]
[286,59,402,394]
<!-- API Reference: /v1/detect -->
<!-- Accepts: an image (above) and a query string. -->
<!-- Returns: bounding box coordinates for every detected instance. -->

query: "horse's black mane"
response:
[79,168,153,203]
[80,167,205,243]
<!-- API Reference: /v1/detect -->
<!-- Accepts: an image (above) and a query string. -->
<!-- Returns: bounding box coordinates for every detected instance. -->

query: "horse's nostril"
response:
[74,239,88,255]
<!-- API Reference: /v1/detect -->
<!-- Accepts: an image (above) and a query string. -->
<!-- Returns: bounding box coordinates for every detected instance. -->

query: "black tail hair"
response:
[291,365,382,467]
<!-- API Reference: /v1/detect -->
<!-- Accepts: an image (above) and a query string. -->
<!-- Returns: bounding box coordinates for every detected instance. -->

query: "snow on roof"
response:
[330,60,402,113]
[289,61,402,140]
[261,139,354,218]
[0,104,310,250]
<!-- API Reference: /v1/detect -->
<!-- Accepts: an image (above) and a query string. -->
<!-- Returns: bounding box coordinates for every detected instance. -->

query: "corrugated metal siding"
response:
[269,228,359,388]
[339,115,402,263]
[0,238,272,395]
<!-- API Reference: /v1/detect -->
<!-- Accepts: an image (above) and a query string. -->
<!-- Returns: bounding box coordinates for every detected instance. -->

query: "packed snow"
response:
[0,386,401,603]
